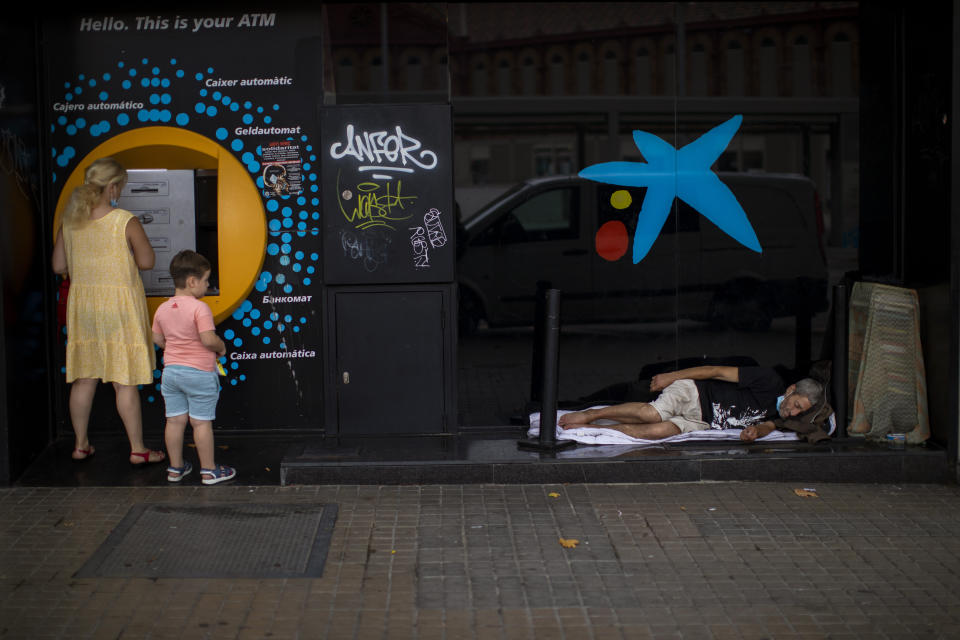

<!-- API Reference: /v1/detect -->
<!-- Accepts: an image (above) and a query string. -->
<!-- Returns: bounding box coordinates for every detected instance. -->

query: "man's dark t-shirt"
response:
[694,367,785,429]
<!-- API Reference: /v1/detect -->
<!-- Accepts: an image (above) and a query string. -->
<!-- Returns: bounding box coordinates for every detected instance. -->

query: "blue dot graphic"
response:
[176,113,189,125]
[216,127,228,140]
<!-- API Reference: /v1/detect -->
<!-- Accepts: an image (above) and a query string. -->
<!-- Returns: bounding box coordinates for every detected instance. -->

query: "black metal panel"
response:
[321,104,454,284]
[327,285,454,436]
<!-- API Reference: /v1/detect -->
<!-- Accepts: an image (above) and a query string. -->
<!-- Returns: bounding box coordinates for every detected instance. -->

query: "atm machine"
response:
[118,169,218,295]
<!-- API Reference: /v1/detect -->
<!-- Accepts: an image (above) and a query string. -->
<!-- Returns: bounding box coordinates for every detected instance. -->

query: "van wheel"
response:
[709,282,773,332]
[458,288,485,335]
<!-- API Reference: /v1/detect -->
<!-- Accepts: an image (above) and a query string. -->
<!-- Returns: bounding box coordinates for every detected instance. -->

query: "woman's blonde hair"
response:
[61,157,128,228]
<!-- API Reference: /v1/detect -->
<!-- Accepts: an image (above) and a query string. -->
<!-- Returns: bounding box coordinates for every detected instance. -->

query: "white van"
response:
[457,173,828,332]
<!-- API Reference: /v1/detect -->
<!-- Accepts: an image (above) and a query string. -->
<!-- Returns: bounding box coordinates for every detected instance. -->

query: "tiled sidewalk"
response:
[3,482,960,639]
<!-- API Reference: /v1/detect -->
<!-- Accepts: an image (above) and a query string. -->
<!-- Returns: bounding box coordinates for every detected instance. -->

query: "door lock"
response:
[342,371,350,384]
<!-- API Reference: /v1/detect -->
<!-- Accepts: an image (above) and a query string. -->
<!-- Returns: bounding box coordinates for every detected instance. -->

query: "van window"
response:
[473,186,580,245]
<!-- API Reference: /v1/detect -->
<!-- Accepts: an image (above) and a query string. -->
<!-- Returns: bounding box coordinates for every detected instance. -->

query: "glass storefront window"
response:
[324,2,860,427]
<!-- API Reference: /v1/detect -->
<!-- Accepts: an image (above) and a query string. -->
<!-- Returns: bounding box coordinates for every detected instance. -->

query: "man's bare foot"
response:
[558,410,593,428]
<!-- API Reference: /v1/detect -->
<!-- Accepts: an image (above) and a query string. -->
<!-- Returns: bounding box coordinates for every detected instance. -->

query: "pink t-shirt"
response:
[152,296,217,371]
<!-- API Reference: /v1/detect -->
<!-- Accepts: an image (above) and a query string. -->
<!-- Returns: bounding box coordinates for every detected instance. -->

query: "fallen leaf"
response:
[391,550,396,554]
[265,467,271,472]
[559,538,579,549]
[794,488,819,498]
[187,443,196,448]
[548,492,560,498]
[218,445,229,450]
[680,506,687,511]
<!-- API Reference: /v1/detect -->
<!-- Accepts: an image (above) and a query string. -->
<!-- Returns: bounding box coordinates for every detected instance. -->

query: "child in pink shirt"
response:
[152,250,236,485]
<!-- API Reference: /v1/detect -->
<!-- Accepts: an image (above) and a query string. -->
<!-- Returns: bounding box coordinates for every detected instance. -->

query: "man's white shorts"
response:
[649,379,710,433]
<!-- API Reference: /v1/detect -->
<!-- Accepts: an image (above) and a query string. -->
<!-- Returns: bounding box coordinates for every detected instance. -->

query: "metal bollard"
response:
[519,288,576,452]
[831,283,848,438]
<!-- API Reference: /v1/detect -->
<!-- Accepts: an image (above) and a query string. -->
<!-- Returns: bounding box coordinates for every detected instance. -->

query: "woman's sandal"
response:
[167,462,193,483]
[71,446,95,461]
[130,449,166,465]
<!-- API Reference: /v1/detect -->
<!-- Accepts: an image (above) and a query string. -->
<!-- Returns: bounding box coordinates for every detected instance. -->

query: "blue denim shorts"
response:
[160,365,220,421]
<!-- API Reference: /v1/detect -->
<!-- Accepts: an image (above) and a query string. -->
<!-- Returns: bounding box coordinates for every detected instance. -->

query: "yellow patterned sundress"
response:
[63,209,154,385]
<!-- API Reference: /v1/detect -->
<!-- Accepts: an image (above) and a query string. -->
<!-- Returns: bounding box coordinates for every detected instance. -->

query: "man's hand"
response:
[650,373,676,392]
[740,422,776,441]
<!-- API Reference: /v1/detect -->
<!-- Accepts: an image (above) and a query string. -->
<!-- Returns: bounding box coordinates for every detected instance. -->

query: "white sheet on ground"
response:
[528,407,799,446]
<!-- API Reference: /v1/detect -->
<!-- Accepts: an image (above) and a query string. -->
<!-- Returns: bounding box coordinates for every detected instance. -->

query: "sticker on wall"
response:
[579,114,761,263]
[262,140,303,198]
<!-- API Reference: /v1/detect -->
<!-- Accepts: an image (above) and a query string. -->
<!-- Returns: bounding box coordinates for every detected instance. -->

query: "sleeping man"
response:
[558,365,826,442]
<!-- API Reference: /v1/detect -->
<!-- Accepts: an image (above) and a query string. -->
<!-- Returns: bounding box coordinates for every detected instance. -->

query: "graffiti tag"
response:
[340,229,392,273]
[329,124,438,175]
[337,170,417,230]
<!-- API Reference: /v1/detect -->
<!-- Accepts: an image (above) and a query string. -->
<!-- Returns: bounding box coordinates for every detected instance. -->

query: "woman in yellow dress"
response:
[52,158,165,465]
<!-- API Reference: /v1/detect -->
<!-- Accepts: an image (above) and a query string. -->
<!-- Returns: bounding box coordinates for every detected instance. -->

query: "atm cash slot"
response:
[126,181,170,196]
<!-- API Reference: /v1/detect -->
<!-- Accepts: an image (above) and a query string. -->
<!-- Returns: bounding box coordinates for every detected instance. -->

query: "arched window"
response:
[336,56,355,93]
[471,59,488,96]
[634,46,651,95]
[602,49,619,95]
[406,55,423,91]
[758,37,777,96]
[830,31,853,96]
[662,43,676,95]
[497,58,512,95]
[792,35,812,96]
[725,40,744,96]
[549,53,566,95]
[521,55,537,95]
[576,50,592,95]
[688,42,707,96]
[369,55,384,92]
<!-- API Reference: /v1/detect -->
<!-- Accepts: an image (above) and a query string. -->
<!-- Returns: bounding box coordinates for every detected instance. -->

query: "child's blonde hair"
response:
[61,157,128,228]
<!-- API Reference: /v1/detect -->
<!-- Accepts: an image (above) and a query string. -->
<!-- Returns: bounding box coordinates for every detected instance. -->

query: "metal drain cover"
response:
[76,503,338,578]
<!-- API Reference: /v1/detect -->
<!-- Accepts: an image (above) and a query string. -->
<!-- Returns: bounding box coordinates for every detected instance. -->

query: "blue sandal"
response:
[201,464,236,485]
[167,462,192,483]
